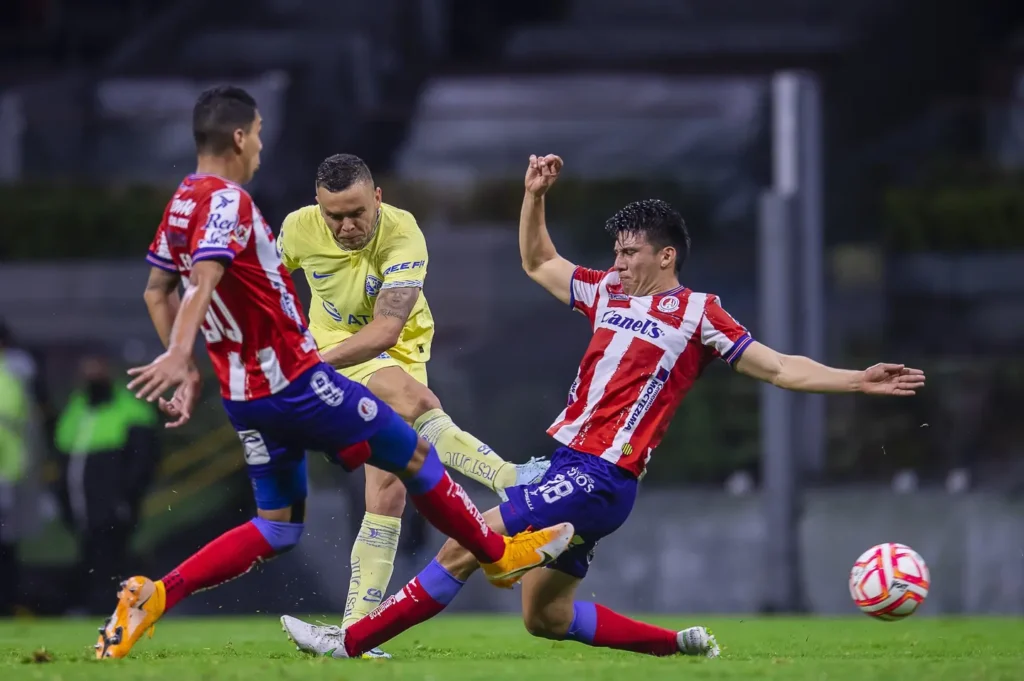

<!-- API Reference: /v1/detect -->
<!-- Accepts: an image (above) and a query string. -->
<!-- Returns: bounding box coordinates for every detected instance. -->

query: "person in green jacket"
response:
[55,353,159,614]
[0,336,28,615]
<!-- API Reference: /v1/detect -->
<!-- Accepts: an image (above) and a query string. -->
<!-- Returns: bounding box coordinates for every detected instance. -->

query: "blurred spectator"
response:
[54,353,159,613]
[0,330,29,615]
[0,320,55,446]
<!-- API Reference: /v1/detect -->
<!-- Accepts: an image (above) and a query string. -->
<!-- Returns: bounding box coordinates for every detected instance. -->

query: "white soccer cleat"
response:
[677,626,720,658]
[280,616,349,659]
[360,646,392,660]
[497,457,550,502]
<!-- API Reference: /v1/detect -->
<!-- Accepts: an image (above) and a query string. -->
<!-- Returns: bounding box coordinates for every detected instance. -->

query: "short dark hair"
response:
[605,199,691,273]
[316,154,373,192]
[192,86,258,155]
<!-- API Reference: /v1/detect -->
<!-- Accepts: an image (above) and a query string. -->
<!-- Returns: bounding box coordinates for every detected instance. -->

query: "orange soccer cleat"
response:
[95,576,167,659]
[481,522,575,589]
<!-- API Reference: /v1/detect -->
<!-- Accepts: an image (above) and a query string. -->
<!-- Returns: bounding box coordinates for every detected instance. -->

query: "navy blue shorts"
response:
[499,447,638,579]
[223,362,410,511]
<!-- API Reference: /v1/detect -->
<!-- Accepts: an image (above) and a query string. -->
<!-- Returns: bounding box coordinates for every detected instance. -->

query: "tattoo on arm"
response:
[374,286,419,323]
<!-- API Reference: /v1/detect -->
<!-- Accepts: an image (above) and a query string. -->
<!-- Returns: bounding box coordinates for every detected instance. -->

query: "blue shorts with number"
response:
[222,362,413,511]
[499,447,638,579]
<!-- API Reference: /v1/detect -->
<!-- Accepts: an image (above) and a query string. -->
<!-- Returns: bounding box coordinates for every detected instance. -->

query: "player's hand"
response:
[127,347,193,403]
[858,363,926,396]
[158,365,202,428]
[525,154,563,197]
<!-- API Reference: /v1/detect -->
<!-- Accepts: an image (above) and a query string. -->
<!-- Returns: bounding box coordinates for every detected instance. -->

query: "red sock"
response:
[592,604,678,656]
[160,520,276,611]
[345,576,448,656]
[409,471,504,563]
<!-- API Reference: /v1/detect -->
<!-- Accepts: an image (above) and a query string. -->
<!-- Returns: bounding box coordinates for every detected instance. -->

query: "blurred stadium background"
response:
[1,0,1023,620]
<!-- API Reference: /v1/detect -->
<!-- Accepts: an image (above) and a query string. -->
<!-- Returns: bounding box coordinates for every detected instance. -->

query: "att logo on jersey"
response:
[599,310,663,339]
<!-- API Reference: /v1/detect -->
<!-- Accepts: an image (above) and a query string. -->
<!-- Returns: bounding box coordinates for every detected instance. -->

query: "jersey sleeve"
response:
[190,187,252,264]
[276,211,302,272]
[146,222,178,273]
[700,295,754,365]
[379,219,428,290]
[569,266,606,321]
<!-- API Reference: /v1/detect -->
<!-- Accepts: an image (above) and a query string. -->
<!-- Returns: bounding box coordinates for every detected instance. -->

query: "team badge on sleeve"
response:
[365,275,383,296]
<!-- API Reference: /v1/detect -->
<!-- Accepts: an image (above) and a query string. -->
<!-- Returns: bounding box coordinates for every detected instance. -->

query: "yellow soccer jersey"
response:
[277,202,433,366]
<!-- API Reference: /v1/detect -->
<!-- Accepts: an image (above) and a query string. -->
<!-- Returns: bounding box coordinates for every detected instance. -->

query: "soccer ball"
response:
[848,542,930,620]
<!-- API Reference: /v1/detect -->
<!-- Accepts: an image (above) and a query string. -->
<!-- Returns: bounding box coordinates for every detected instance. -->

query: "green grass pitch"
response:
[2,614,1022,680]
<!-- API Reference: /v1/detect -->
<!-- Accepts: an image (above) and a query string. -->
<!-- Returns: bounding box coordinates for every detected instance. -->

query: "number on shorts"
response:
[310,371,345,407]
[537,474,574,504]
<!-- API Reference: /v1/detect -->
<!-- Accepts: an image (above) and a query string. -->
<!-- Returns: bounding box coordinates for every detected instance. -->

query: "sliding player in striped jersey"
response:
[281,154,925,660]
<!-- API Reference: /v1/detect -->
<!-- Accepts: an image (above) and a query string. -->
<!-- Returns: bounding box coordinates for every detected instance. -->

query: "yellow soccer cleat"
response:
[95,576,166,659]
[481,522,575,589]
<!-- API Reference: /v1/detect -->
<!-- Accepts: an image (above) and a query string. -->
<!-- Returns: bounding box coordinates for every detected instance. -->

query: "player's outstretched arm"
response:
[520,154,576,305]
[734,341,926,396]
[129,260,224,405]
[320,286,419,369]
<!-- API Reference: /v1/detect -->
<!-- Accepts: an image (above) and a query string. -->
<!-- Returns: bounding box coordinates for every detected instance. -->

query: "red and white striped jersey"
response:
[548,266,754,477]
[146,174,320,401]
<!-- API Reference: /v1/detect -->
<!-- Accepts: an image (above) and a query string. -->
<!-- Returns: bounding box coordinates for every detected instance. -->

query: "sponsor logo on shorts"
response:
[238,429,270,466]
[311,371,345,407]
[358,397,378,421]
[566,466,596,493]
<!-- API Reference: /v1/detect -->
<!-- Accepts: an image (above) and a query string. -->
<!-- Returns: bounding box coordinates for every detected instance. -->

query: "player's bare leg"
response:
[520,568,719,658]
[367,367,548,497]
[97,504,302,659]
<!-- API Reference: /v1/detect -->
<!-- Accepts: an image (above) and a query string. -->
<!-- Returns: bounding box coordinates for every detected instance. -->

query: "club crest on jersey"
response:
[657,296,680,313]
[624,367,670,433]
[365,275,383,297]
[358,397,378,422]
[621,444,634,457]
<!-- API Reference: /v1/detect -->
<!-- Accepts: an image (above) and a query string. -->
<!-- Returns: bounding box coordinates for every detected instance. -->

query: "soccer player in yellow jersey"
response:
[277,154,548,656]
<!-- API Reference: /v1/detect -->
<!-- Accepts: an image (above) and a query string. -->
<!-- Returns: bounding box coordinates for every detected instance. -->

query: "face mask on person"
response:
[86,379,114,406]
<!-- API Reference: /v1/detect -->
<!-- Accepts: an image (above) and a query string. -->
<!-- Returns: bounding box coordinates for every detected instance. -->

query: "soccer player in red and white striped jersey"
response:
[94,91,575,660]
[279,154,926,660]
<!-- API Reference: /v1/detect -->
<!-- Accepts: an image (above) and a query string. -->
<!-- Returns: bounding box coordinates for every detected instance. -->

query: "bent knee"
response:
[410,387,442,418]
[251,517,304,554]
